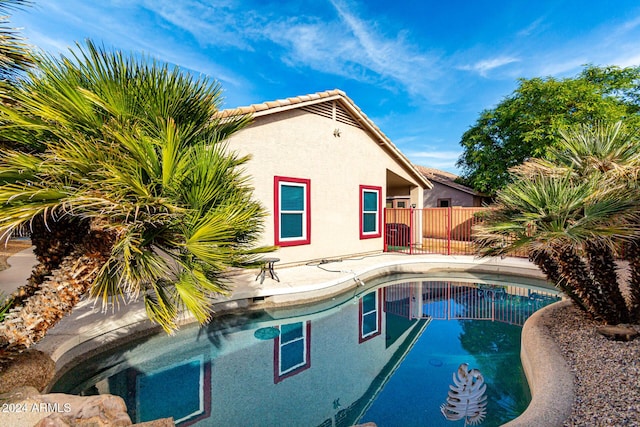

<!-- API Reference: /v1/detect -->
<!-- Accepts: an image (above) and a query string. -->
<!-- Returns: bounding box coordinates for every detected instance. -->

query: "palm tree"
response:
[0,41,272,352]
[546,121,640,322]
[475,121,640,324]
[0,0,32,81]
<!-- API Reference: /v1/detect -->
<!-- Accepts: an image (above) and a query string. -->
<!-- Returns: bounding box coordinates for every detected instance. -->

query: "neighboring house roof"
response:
[218,89,432,190]
[415,165,486,197]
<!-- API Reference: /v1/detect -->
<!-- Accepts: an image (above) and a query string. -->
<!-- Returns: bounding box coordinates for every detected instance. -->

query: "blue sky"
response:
[10,0,640,173]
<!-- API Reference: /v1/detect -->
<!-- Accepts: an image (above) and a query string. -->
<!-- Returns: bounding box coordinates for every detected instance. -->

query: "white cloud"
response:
[22,29,74,55]
[517,17,545,37]
[405,149,463,172]
[138,0,256,50]
[407,150,463,173]
[406,150,462,161]
[610,52,640,68]
[536,57,588,77]
[258,0,444,101]
[459,56,520,77]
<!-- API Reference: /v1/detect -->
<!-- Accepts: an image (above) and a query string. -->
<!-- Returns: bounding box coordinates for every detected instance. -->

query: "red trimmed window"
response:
[274,176,311,246]
[359,289,382,343]
[274,321,311,383]
[359,185,382,239]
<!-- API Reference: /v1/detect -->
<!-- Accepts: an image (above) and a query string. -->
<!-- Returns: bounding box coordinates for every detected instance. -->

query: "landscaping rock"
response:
[34,394,133,426]
[0,349,55,393]
[596,325,639,341]
[0,385,41,401]
[133,418,175,426]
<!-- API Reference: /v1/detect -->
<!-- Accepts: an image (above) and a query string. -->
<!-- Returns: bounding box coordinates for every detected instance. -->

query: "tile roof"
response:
[218,90,432,189]
[414,165,486,196]
[217,89,347,117]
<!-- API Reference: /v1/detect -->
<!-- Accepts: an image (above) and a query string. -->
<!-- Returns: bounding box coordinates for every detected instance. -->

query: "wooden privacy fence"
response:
[383,207,526,256]
[384,207,485,255]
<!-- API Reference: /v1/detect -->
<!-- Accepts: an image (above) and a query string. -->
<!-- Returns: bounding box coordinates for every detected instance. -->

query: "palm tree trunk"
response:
[585,240,629,324]
[624,239,640,322]
[553,244,617,324]
[0,228,112,353]
[8,215,90,308]
[0,250,106,350]
[529,248,590,314]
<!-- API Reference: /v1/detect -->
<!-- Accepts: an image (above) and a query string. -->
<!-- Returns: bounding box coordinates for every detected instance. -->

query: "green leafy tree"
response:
[474,122,640,324]
[457,65,640,195]
[0,41,272,352]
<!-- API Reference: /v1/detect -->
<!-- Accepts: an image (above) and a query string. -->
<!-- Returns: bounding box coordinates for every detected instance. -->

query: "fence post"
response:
[409,206,414,255]
[447,206,452,255]
[383,207,387,252]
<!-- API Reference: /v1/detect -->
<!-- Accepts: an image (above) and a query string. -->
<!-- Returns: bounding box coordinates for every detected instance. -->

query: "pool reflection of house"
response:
[219,90,432,266]
[79,280,559,426]
[85,284,429,426]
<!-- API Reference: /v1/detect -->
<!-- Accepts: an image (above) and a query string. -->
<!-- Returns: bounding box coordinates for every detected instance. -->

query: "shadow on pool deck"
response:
[3,248,573,426]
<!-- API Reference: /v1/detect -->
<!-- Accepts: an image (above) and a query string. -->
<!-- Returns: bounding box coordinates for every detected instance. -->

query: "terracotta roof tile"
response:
[217,89,350,118]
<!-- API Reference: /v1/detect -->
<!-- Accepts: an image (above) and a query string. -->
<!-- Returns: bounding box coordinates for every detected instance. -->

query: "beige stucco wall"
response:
[226,108,425,265]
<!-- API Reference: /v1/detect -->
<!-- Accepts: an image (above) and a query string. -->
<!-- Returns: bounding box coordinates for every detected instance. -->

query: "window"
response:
[274,177,310,246]
[438,198,451,208]
[397,201,406,208]
[359,185,382,239]
[274,321,311,383]
[359,290,381,342]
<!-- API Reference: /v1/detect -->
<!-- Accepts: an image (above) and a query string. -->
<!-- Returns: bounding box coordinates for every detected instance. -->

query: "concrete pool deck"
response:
[2,248,574,426]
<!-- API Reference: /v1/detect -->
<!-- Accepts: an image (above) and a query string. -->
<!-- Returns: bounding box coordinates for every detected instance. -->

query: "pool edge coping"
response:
[503,300,575,427]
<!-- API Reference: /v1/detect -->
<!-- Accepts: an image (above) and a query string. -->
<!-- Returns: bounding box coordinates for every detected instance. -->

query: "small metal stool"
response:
[256,257,280,284]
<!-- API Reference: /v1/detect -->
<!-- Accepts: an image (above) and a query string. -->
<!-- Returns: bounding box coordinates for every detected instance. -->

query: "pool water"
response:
[52,274,560,427]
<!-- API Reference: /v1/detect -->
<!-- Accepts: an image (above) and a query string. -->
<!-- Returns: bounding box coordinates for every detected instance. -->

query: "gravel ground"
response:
[546,303,640,427]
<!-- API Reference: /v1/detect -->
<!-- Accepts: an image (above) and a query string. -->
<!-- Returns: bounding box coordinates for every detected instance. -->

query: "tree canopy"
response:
[456,65,640,195]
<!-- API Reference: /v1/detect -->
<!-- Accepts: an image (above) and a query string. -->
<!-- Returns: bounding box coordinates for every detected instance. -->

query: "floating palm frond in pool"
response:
[440,363,487,426]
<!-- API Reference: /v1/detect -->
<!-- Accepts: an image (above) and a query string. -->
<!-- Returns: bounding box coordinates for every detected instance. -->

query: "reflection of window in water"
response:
[134,356,210,424]
[275,321,311,382]
[360,290,381,342]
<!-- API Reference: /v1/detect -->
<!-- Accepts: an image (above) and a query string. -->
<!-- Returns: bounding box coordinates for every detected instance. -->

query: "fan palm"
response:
[0,0,32,81]
[475,121,640,324]
[545,121,640,321]
[0,41,271,351]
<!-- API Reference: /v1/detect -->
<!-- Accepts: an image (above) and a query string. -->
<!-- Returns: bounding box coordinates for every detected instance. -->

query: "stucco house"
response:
[415,166,490,207]
[220,90,431,266]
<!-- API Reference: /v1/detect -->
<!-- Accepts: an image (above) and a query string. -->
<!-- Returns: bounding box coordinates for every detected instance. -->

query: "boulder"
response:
[133,418,175,426]
[596,325,639,341]
[34,394,133,427]
[0,392,138,427]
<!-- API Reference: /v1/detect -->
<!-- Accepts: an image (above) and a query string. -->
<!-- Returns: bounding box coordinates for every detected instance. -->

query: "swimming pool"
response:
[51,273,560,426]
